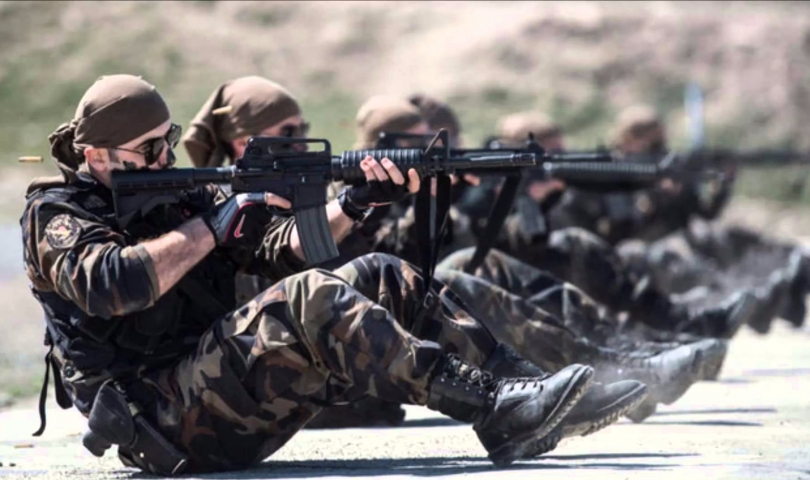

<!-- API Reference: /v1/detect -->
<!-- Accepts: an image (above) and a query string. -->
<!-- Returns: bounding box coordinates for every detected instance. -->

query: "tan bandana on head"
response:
[609,104,664,148]
[497,111,561,145]
[182,76,301,167]
[48,74,170,176]
[354,96,424,149]
[408,93,461,141]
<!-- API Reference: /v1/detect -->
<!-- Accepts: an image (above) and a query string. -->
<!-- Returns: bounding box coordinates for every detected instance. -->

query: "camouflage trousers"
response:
[618,221,799,299]
[492,227,643,313]
[438,245,684,332]
[131,253,516,473]
[130,252,633,472]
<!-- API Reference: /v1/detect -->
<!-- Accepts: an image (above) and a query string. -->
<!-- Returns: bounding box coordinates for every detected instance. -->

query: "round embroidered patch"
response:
[44,214,81,249]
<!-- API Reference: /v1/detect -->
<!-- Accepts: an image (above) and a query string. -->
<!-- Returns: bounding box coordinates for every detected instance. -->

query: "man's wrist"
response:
[337,189,369,222]
[196,214,219,244]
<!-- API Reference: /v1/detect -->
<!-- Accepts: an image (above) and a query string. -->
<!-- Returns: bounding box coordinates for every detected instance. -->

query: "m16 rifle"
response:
[374,131,662,273]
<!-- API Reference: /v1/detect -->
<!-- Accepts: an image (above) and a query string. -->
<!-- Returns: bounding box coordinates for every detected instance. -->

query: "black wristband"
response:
[198,212,219,241]
[338,188,369,222]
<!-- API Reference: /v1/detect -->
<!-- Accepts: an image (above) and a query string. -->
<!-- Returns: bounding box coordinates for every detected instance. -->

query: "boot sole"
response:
[523,382,649,458]
[487,366,594,467]
[579,383,649,437]
[625,398,657,423]
[699,340,729,382]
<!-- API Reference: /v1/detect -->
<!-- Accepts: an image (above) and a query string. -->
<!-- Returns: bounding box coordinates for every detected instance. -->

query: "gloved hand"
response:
[202,192,290,247]
[339,156,420,221]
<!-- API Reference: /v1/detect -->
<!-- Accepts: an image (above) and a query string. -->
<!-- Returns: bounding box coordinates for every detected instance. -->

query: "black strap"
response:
[464,175,522,274]
[175,273,231,320]
[52,357,72,409]
[433,175,452,269]
[410,176,452,335]
[32,331,73,437]
[32,346,54,437]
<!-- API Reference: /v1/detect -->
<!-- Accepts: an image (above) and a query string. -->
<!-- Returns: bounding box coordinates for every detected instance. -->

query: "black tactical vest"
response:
[23,174,236,421]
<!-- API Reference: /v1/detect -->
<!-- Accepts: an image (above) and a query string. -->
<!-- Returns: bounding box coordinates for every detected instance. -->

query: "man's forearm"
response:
[142,217,216,296]
[289,199,355,260]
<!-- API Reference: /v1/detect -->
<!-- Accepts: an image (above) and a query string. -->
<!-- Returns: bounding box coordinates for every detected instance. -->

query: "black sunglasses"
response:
[112,123,183,166]
[278,120,310,139]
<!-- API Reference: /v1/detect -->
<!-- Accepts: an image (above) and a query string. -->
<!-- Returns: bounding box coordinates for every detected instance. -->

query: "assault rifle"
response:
[374,131,663,273]
[111,130,659,268]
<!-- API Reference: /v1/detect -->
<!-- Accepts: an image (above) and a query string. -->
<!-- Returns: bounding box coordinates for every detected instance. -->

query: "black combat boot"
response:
[627,278,687,332]
[748,269,793,334]
[778,248,807,328]
[677,290,757,339]
[589,340,718,408]
[427,353,593,466]
[527,379,649,455]
[622,338,728,423]
[481,344,648,458]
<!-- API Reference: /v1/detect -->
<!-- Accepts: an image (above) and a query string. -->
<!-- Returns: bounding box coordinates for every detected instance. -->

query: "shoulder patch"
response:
[44,214,81,249]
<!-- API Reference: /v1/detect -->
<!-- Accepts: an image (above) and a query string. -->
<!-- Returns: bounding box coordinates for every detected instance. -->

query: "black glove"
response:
[201,193,273,247]
[338,180,410,222]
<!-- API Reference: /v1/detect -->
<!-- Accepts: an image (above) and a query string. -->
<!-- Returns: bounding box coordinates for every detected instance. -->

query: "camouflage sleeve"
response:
[245,216,308,283]
[26,201,159,319]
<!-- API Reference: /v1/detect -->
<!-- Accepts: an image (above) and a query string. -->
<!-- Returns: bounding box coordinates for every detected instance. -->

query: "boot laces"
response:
[444,356,546,392]
[616,353,663,384]
[444,356,496,389]
[499,376,544,392]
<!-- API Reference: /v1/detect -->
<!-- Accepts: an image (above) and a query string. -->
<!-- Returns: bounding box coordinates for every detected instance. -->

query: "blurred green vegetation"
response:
[1,0,809,211]
[735,166,810,204]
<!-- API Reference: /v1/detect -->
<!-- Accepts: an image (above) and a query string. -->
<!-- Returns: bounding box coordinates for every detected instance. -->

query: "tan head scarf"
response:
[497,111,562,145]
[408,93,461,142]
[182,76,301,167]
[48,74,170,176]
[354,96,424,149]
[609,104,665,149]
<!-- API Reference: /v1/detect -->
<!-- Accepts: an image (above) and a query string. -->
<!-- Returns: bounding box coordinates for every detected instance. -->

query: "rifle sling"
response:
[464,175,522,274]
[410,176,452,335]
[176,272,231,320]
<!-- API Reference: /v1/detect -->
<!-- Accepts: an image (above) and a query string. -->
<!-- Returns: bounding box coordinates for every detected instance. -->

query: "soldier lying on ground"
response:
[178,81,723,438]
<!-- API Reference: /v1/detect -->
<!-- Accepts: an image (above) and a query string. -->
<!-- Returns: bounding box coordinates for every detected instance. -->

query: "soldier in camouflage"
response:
[595,105,810,334]
[376,104,754,340]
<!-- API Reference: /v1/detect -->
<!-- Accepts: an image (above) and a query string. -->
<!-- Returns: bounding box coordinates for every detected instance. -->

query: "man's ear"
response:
[84,147,109,174]
[231,137,248,160]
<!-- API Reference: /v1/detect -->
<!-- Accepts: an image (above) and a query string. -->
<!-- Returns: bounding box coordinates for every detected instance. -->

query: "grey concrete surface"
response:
[1,323,809,479]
